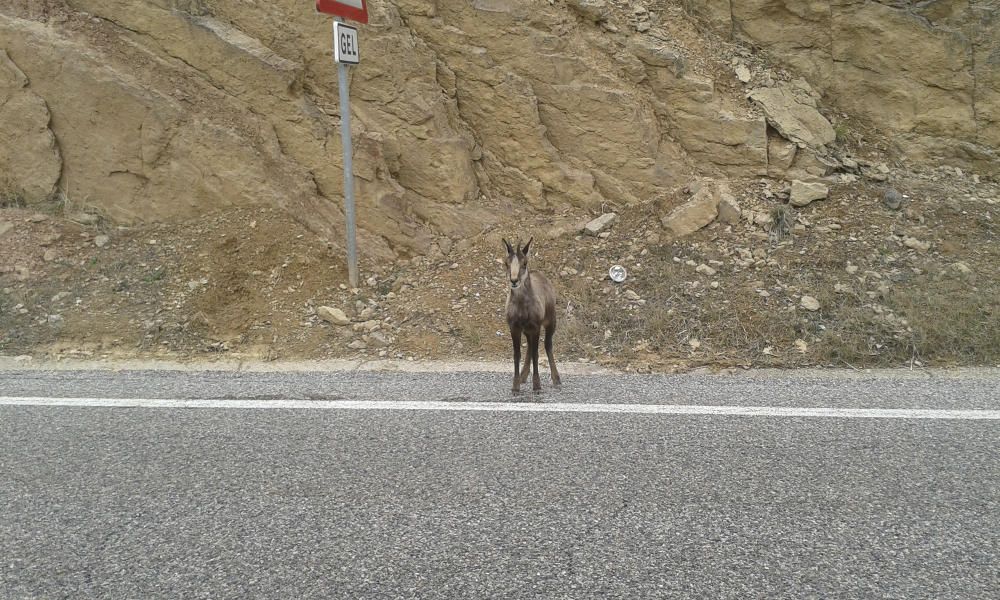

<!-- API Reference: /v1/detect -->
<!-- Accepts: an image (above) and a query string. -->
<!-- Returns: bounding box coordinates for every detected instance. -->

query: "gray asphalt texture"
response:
[2,366,999,408]
[2,368,999,598]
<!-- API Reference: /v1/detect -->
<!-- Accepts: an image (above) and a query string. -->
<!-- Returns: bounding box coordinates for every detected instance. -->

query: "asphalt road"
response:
[1,366,998,598]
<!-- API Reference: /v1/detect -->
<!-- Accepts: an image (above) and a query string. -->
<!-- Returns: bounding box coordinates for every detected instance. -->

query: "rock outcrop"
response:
[0,0,789,257]
[1,0,997,264]
[685,0,1000,175]
[749,79,835,149]
[0,49,61,203]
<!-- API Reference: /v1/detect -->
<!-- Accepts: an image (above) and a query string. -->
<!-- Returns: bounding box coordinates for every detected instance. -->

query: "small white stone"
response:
[734,63,752,84]
[800,296,821,311]
[317,306,351,326]
[583,213,618,236]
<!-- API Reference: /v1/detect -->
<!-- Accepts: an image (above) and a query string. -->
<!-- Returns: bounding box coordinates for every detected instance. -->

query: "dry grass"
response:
[0,179,25,208]
[892,279,1000,364]
[4,170,998,369]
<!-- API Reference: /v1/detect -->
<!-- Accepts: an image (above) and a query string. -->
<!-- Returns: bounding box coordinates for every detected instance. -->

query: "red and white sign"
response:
[316,0,368,24]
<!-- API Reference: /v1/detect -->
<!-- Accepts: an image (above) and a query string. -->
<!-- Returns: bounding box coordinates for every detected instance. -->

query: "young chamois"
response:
[503,237,561,393]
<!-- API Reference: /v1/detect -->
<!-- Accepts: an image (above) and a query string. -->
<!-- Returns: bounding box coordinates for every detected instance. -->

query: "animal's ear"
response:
[521,237,533,256]
[503,238,513,255]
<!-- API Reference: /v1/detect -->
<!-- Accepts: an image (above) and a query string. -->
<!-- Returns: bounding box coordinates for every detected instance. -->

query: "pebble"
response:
[883,188,903,210]
[70,213,99,225]
[369,332,390,347]
[317,306,351,326]
[800,296,821,311]
[950,262,973,277]
[734,63,752,83]
[584,213,617,236]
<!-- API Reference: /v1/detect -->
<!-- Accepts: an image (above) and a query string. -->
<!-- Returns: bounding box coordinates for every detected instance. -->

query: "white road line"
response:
[1,397,999,419]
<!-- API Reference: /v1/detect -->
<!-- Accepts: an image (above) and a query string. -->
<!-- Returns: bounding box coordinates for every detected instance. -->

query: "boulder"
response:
[661,181,731,237]
[749,80,836,149]
[717,192,742,224]
[317,306,351,326]
[629,37,686,76]
[790,181,829,207]
[583,213,617,236]
[767,135,798,177]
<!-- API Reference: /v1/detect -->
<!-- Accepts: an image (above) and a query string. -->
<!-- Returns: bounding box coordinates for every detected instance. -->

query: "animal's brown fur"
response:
[503,238,561,393]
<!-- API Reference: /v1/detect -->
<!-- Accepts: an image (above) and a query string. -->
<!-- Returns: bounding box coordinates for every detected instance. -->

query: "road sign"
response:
[318,1,367,287]
[316,0,369,24]
[333,22,360,64]
[331,16,360,288]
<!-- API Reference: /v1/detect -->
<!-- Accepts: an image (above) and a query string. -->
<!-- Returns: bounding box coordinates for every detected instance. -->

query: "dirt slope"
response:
[1,0,998,369]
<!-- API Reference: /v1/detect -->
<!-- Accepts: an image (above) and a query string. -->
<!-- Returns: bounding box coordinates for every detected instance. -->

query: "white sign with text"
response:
[333,22,360,65]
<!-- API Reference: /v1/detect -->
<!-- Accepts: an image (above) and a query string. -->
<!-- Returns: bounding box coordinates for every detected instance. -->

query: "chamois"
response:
[503,237,561,393]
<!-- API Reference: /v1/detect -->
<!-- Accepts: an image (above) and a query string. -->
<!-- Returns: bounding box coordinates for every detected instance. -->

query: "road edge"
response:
[2,355,999,382]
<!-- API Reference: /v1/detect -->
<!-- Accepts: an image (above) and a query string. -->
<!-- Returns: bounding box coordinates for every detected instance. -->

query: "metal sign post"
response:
[317,1,367,288]
[334,17,359,288]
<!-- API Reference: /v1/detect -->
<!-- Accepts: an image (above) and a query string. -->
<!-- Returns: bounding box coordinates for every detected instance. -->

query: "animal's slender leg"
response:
[545,322,561,386]
[510,326,522,393]
[519,339,531,384]
[528,329,542,391]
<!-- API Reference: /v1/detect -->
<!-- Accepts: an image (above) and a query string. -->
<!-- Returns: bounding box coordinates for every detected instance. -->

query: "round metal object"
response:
[609,265,627,283]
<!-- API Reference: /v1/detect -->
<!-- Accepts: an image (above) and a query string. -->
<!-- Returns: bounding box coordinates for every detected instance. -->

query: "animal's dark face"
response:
[503,238,532,290]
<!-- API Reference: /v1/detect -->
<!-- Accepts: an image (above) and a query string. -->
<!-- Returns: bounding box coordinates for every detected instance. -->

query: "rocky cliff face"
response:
[1,0,996,259]
[685,0,999,174]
